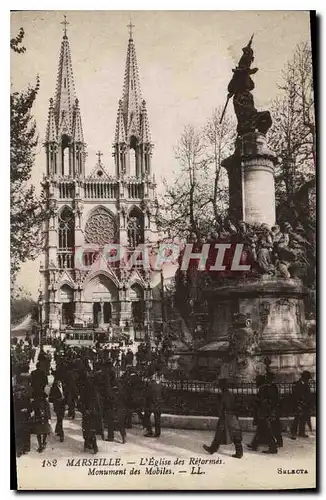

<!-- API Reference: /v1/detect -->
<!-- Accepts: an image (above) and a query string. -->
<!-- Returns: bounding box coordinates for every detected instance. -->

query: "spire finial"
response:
[61,14,69,38]
[96,150,103,165]
[127,18,135,39]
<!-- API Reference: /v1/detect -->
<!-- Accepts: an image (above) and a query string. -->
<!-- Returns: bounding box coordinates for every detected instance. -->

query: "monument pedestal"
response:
[222,132,277,226]
[199,277,315,382]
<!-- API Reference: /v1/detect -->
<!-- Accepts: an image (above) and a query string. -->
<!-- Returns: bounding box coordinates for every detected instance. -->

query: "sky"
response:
[10,10,312,298]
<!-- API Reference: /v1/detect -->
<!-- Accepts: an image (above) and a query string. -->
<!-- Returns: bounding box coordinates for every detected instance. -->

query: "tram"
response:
[64,330,95,346]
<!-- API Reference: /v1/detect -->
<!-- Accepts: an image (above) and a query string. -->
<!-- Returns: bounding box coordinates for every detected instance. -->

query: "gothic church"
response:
[40,20,162,342]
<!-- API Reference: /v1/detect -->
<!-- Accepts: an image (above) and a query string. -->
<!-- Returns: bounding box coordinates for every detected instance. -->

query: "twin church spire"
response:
[45,17,153,179]
[45,17,85,177]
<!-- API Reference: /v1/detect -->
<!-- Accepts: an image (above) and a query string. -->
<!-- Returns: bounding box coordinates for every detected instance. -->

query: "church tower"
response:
[40,18,160,343]
[45,17,86,179]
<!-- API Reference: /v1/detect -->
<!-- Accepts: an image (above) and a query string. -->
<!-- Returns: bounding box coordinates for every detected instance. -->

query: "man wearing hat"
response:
[144,372,164,438]
[203,378,243,459]
[290,371,313,440]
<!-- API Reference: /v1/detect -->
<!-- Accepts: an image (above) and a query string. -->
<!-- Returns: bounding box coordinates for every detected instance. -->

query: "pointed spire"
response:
[54,16,77,136]
[72,98,84,142]
[115,99,127,143]
[140,100,151,143]
[120,25,142,138]
[46,98,57,142]
[113,24,154,179]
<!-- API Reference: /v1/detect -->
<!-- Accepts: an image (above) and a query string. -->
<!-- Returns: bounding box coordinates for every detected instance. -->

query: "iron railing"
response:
[159,380,316,417]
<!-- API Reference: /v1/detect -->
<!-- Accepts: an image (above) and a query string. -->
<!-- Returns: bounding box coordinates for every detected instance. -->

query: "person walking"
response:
[203,378,243,459]
[80,372,103,452]
[13,377,32,457]
[248,373,283,451]
[30,362,48,398]
[65,367,79,420]
[266,372,283,448]
[248,375,278,454]
[290,370,313,440]
[81,401,99,454]
[123,369,145,429]
[110,381,127,444]
[144,372,164,438]
[31,392,51,453]
[49,378,65,442]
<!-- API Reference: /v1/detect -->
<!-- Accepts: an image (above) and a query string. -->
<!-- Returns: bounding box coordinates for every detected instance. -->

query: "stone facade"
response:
[40,26,162,341]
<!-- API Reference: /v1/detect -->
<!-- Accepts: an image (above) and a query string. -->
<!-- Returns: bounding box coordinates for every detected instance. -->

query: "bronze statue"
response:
[221,35,272,137]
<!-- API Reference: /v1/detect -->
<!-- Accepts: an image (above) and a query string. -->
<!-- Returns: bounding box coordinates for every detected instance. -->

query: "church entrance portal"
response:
[93,303,101,327]
[103,302,112,323]
[93,301,112,327]
[62,302,74,326]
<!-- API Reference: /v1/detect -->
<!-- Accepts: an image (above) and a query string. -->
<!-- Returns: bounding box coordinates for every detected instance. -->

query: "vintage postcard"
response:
[11,10,316,490]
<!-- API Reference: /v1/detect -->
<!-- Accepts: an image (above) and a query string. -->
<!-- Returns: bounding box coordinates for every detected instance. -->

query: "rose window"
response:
[84,207,116,246]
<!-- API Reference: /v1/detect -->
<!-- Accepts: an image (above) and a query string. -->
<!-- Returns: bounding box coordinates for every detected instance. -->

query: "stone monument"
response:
[197,37,316,383]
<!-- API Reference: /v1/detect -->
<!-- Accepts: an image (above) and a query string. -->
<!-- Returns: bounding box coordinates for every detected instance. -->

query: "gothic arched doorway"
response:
[84,273,118,328]
[103,302,112,323]
[130,284,145,340]
[60,284,74,326]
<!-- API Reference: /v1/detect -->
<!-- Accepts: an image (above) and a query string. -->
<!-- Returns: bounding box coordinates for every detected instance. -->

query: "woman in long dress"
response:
[31,392,51,453]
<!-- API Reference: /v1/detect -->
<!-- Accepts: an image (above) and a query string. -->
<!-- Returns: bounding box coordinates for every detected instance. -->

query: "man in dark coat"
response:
[125,349,134,367]
[290,370,312,439]
[248,374,278,454]
[30,362,48,397]
[107,381,127,443]
[49,378,65,442]
[249,373,283,450]
[94,363,115,442]
[79,372,102,453]
[65,367,79,420]
[81,400,99,454]
[266,372,283,448]
[203,378,243,459]
[38,346,46,365]
[13,377,32,457]
[123,369,145,429]
[80,371,104,441]
[144,373,164,438]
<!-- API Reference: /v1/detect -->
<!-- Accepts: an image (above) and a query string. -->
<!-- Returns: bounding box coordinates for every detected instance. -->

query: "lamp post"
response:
[38,291,44,347]
[145,293,152,342]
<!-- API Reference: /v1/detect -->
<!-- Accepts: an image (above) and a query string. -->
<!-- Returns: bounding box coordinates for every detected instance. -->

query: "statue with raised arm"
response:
[223,35,272,137]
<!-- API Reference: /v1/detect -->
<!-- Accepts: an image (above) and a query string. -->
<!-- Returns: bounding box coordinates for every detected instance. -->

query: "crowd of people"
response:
[12,336,167,457]
[12,335,314,459]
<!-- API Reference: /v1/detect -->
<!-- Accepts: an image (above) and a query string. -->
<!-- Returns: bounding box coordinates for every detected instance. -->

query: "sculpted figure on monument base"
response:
[226,313,259,382]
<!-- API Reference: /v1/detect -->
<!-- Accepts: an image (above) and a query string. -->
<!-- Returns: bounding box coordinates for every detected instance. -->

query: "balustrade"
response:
[57,251,74,269]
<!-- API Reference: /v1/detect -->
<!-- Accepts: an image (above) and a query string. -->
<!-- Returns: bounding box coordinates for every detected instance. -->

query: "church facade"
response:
[40,21,162,342]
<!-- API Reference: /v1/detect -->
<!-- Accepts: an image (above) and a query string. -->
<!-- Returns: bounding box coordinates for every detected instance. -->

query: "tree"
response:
[159,125,208,240]
[157,109,235,341]
[11,29,44,291]
[268,41,316,305]
[159,108,235,241]
[11,296,38,326]
[202,107,235,224]
[268,41,315,224]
